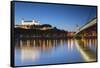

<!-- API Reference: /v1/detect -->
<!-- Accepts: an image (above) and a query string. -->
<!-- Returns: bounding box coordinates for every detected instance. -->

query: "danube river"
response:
[15,38,97,66]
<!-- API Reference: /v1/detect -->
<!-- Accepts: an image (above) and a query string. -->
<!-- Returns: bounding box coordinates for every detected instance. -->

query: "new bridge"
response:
[75,18,97,39]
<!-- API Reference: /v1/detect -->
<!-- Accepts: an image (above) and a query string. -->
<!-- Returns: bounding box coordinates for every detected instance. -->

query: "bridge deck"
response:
[75,18,97,34]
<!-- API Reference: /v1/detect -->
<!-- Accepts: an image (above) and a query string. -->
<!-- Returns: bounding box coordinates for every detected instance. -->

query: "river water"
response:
[15,38,97,66]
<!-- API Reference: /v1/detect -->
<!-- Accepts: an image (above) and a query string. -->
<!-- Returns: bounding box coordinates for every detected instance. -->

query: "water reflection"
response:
[76,39,97,61]
[15,38,97,66]
[67,39,75,51]
[21,46,40,63]
[79,39,97,52]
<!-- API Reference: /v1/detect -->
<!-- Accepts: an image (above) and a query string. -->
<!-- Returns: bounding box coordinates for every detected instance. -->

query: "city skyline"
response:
[14,2,97,31]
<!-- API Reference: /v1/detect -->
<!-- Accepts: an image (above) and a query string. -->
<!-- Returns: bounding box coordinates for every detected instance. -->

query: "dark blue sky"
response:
[14,2,97,31]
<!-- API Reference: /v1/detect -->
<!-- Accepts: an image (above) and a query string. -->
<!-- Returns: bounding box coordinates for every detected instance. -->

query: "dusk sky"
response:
[14,2,97,31]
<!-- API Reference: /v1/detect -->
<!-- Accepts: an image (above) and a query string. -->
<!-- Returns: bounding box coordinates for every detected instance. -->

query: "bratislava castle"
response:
[15,19,52,30]
[21,19,40,25]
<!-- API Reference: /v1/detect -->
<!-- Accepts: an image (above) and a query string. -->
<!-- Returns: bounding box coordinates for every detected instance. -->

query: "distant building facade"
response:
[67,32,75,38]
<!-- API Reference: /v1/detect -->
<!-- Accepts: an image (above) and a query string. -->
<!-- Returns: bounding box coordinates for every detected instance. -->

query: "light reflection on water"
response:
[15,38,97,66]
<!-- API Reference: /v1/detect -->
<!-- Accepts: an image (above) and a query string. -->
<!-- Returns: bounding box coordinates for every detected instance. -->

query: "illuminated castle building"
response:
[15,19,52,30]
[21,20,40,25]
